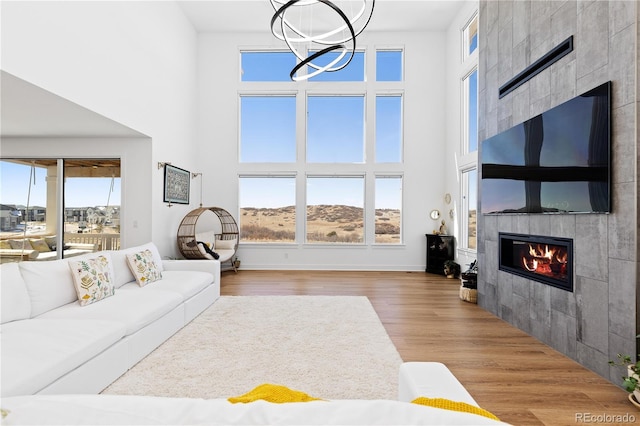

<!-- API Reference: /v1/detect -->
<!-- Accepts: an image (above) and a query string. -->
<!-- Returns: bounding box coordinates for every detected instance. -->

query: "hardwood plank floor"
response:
[220,270,636,426]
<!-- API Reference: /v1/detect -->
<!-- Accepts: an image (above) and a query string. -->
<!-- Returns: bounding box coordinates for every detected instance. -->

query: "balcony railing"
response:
[64,233,120,251]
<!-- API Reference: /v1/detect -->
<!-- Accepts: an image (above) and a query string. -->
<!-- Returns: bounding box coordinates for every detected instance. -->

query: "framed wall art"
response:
[163,164,190,205]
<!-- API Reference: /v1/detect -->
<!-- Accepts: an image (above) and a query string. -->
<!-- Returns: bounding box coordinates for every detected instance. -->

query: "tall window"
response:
[376,95,403,163]
[463,69,478,153]
[458,12,479,252]
[239,48,404,245]
[461,169,477,250]
[375,176,402,243]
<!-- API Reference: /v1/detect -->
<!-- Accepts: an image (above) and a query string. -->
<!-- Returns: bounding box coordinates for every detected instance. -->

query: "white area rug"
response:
[102,296,403,400]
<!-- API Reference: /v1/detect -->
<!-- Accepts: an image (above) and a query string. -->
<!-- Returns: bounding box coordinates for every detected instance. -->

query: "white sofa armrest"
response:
[162,259,220,281]
[398,362,478,406]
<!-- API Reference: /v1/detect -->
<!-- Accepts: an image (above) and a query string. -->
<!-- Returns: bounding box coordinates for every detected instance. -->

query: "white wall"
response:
[197,31,449,270]
[1,1,199,258]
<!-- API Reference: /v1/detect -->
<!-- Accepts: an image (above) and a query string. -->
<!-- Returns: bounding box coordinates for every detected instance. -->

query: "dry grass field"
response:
[240,205,400,243]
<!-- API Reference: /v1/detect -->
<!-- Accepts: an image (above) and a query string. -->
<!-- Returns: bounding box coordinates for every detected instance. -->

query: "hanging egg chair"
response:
[176,207,239,272]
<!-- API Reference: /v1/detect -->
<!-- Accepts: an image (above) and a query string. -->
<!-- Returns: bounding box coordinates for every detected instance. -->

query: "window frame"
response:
[457,10,479,254]
[237,47,406,247]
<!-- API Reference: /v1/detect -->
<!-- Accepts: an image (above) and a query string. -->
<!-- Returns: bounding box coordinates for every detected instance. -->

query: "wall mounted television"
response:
[481,81,611,214]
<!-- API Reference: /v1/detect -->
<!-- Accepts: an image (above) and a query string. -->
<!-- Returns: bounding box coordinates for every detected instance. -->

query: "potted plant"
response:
[609,350,640,405]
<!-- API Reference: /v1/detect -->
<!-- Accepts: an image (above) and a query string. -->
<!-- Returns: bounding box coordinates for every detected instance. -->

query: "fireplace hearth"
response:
[499,233,573,292]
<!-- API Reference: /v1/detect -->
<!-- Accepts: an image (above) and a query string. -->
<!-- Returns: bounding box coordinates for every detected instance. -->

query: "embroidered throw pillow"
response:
[126,249,162,286]
[68,255,115,306]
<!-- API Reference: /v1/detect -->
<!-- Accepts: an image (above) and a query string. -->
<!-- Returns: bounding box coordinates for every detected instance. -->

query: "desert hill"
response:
[240,205,400,243]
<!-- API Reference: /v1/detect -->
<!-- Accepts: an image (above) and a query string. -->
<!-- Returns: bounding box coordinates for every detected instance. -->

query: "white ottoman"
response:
[398,362,478,406]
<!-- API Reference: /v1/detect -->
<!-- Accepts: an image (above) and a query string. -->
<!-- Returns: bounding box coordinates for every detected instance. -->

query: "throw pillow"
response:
[0,240,11,249]
[68,255,115,306]
[215,238,236,250]
[8,239,32,250]
[29,239,51,252]
[44,236,57,250]
[125,249,162,286]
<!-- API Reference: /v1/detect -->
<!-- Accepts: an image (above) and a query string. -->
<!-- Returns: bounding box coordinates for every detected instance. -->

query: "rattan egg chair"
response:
[176,207,239,272]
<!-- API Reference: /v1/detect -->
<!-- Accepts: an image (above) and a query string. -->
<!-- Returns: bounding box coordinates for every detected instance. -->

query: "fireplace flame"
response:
[523,257,538,272]
[522,244,567,276]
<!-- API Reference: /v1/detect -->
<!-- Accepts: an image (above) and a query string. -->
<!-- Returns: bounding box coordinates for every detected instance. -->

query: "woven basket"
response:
[459,285,478,304]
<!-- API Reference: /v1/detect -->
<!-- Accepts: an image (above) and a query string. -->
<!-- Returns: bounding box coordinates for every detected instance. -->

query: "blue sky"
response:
[239,50,404,210]
[1,161,121,208]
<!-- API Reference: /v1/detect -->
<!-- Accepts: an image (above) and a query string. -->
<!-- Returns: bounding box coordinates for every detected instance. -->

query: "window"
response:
[239,176,296,243]
[308,51,365,81]
[376,50,403,81]
[461,168,477,250]
[306,176,364,244]
[0,158,121,263]
[376,95,402,163]
[238,48,404,246]
[241,51,297,82]
[463,13,478,58]
[307,95,365,163]
[240,95,296,163]
[463,69,478,153]
[457,10,479,253]
[375,176,402,244]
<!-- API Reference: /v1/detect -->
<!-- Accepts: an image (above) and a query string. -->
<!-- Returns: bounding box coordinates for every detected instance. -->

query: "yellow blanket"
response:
[412,397,500,421]
[228,384,322,404]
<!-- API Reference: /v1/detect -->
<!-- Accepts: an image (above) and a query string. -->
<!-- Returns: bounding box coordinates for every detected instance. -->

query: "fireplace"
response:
[499,233,573,292]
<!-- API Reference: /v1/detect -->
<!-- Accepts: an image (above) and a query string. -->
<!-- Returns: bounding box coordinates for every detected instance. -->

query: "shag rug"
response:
[102,296,403,400]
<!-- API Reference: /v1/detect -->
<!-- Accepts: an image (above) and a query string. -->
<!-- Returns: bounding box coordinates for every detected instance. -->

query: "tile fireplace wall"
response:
[477,0,639,382]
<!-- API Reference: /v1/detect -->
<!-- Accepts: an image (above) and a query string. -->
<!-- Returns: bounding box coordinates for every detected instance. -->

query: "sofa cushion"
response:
[0,239,11,249]
[110,243,164,288]
[68,254,116,306]
[8,239,32,250]
[120,270,212,301]
[0,263,32,324]
[29,239,51,252]
[36,289,182,336]
[1,318,126,397]
[126,249,162,286]
[19,259,79,317]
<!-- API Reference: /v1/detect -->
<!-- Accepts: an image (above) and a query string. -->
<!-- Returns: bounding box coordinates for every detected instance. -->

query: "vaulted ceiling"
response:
[1,1,469,138]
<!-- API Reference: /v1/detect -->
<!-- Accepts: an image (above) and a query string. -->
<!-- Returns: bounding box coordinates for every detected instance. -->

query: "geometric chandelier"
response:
[269,0,375,81]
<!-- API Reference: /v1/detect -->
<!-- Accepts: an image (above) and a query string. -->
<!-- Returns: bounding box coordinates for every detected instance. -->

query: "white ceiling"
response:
[178,1,468,33]
[1,1,468,138]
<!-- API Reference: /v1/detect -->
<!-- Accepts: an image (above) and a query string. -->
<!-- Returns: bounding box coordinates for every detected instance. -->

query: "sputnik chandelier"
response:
[269,0,375,81]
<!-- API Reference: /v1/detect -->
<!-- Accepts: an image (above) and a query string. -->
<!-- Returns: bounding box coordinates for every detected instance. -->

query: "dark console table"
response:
[425,234,455,275]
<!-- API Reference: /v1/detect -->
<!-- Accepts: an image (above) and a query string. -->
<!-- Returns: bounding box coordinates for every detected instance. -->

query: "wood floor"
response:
[220,270,636,426]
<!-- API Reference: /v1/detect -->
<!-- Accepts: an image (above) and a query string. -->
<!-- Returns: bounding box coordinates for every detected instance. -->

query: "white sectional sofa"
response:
[0,242,220,398]
[1,362,509,425]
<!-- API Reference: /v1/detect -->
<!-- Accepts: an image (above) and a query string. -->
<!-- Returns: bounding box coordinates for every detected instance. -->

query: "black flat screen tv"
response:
[481,81,611,214]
